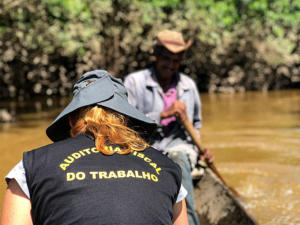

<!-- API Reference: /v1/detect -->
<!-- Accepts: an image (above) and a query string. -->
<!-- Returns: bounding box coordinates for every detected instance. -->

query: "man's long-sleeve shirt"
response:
[124,68,202,153]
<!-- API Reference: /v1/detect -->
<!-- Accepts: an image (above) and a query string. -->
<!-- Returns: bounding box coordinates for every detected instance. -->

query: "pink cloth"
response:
[161,82,177,126]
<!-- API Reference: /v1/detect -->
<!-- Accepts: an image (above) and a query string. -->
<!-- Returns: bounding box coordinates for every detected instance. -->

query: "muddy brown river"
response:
[0,89,299,224]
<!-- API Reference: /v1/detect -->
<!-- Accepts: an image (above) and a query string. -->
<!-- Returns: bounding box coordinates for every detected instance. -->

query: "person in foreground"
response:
[124,30,214,225]
[0,70,189,225]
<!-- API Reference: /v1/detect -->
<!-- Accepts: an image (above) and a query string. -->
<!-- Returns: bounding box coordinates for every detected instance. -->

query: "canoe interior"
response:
[193,167,259,225]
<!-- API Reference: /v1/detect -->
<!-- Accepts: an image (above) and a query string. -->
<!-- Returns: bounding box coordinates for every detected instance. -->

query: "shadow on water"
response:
[0,96,70,129]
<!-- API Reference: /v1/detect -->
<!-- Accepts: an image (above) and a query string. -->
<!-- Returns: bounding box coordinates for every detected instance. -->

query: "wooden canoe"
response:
[193,167,259,225]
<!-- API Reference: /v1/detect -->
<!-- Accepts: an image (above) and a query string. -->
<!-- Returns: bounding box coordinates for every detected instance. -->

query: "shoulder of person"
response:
[24,134,91,156]
[124,68,151,81]
[179,72,197,88]
[143,147,181,171]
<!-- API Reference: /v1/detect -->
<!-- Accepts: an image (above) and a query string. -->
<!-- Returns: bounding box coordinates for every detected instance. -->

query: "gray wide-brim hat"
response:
[46,70,157,142]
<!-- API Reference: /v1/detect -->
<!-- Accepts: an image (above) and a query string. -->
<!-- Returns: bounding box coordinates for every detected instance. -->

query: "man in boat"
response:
[124,29,214,225]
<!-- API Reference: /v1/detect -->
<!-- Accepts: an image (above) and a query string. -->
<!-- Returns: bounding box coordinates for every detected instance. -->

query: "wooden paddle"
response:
[180,117,241,197]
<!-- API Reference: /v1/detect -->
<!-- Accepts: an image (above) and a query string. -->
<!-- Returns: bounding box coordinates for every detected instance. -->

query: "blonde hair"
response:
[70,106,149,155]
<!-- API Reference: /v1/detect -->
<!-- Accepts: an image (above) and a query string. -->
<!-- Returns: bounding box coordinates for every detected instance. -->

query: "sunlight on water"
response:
[0,90,299,224]
[201,90,300,225]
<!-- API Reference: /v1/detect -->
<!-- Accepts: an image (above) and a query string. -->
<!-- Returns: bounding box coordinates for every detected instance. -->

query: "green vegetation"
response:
[0,0,300,99]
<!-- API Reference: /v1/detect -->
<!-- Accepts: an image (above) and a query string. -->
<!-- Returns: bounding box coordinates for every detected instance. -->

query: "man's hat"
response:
[156,29,192,53]
[46,70,156,142]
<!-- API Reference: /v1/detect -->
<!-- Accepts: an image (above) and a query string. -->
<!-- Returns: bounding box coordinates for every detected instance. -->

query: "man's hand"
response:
[160,101,187,121]
[200,148,214,164]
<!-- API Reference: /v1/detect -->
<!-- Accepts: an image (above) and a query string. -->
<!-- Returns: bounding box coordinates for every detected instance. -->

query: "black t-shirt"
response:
[23,134,182,225]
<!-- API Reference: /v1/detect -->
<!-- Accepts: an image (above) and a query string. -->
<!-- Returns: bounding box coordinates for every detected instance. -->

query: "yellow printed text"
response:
[132,151,162,175]
[60,147,99,171]
[89,170,158,182]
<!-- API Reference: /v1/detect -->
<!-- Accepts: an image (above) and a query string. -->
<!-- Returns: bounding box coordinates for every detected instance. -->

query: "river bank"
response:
[1,1,300,100]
